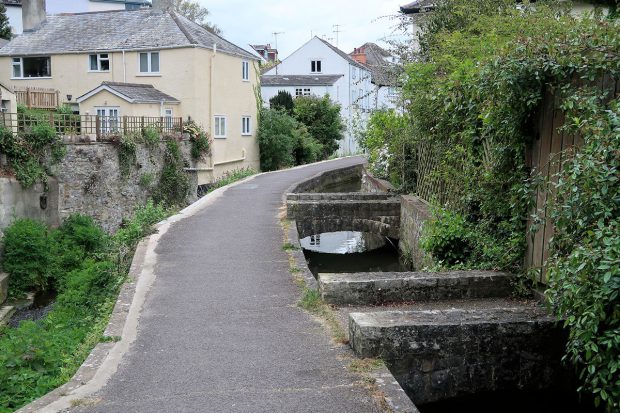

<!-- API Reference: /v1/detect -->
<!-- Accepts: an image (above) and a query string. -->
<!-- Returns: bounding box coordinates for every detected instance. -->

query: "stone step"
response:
[0,272,8,305]
[348,306,568,405]
[318,271,514,305]
[0,305,15,326]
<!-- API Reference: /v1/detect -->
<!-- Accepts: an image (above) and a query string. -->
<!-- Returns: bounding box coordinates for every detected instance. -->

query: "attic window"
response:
[311,60,322,73]
[12,57,51,78]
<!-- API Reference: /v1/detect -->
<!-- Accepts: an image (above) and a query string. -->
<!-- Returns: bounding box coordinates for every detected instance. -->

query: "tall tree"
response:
[0,4,12,40]
[173,0,221,35]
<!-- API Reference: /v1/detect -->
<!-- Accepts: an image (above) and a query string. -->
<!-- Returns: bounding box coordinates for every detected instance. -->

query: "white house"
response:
[261,36,374,156]
[350,42,401,111]
[1,0,149,35]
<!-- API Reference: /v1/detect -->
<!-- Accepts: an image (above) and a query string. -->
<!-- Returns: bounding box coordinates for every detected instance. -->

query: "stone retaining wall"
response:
[0,141,197,234]
[349,308,570,405]
[289,164,364,193]
[399,196,432,270]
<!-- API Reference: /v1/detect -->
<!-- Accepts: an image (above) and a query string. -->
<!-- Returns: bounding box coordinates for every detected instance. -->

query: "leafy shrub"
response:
[269,90,294,114]
[257,108,297,171]
[293,95,344,159]
[57,214,108,254]
[421,208,472,266]
[142,126,160,147]
[153,140,190,207]
[114,200,168,250]
[1,219,50,297]
[293,124,323,165]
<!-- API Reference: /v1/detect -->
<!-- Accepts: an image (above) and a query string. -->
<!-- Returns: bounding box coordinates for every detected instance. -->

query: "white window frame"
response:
[303,88,311,96]
[11,56,52,79]
[214,115,227,138]
[89,53,110,72]
[138,51,160,75]
[241,116,251,136]
[164,108,173,129]
[295,88,303,97]
[310,59,322,73]
[242,60,249,81]
[95,106,121,133]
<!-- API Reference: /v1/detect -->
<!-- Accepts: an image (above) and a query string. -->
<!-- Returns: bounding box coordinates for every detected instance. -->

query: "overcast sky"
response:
[201,0,408,58]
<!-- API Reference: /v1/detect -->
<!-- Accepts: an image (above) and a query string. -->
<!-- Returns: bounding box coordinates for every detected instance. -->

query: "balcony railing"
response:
[14,86,60,110]
[0,112,184,140]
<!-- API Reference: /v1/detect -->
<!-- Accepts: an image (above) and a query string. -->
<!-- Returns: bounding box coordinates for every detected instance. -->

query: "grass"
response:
[282,242,300,251]
[203,167,256,196]
[298,288,348,345]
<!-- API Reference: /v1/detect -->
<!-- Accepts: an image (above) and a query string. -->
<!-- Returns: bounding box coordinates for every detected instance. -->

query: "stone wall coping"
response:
[319,270,512,283]
[350,307,554,328]
[400,195,431,220]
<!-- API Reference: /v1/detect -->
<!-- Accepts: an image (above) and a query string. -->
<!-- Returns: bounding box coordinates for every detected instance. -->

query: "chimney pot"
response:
[23,0,46,32]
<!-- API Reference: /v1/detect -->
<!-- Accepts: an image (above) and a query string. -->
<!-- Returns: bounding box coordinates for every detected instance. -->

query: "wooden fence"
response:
[524,73,619,283]
[13,86,60,109]
[0,112,184,140]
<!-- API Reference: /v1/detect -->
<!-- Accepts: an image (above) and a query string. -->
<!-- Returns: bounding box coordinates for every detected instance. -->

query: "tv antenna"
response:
[333,24,343,48]
[273,31,284,74]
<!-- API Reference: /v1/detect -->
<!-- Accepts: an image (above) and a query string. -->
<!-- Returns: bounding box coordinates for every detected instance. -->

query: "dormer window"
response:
[89,53,110,72]
[311,60,322,73]
[12,57,51,78]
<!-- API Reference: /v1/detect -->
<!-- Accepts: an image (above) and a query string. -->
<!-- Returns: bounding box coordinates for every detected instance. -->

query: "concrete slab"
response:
[319,271,514,305]
[0,272,8,304]
[348,307,568,405]
[0,305,15,326]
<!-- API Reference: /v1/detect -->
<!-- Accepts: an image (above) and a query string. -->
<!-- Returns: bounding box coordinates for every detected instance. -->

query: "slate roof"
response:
[0,9,257,60]
[260,74,343,87]
[400,0,436,14]
[1,0,21,6]
[351,42,400,87]
[0,0,150,5]
[315,37,368,71]
[77,81,180,103]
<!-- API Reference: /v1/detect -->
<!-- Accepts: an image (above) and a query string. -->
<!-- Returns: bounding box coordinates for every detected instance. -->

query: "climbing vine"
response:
[0,123,65,188]
[153,139,191,207]
[183,120,211,161]
[367,1,620,408]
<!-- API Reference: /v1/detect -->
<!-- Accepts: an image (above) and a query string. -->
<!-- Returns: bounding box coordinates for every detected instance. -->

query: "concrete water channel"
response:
[286,164,598,413]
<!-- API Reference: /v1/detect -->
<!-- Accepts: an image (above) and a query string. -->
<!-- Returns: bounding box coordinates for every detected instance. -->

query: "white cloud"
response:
[200,0,406,57]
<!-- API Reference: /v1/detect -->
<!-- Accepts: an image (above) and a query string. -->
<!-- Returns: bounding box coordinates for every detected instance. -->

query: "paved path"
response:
[75,157,380,413]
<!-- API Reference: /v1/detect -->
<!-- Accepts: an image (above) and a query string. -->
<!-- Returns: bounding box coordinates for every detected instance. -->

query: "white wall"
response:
[261,85,336,106]
[5,5,22,35]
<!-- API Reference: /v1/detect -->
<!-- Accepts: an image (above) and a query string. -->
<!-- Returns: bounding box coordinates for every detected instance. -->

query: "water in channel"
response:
[300,231,405,277]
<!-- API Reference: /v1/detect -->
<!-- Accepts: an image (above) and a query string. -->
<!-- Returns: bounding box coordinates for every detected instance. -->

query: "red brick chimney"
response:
[350,47,367,65]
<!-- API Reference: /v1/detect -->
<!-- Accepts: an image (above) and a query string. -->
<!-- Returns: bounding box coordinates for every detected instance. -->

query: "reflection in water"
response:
[300,231,405,277]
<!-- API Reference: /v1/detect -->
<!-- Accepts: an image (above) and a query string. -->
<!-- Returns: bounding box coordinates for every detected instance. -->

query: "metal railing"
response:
[0,112,184,140]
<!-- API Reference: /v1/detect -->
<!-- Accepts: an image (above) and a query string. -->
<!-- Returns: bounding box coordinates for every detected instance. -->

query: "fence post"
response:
[55,91,60,109]
[26,87,31,108]
[160,116,164,133]
[95,116,100,141]
[123,116,127,136]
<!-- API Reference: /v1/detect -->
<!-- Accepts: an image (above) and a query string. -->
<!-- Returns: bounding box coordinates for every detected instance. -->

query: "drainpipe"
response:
[122,50,127,83]
[209,43,216,165]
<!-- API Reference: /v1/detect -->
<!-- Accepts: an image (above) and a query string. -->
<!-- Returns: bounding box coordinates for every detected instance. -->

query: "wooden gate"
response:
[524,74,619,284]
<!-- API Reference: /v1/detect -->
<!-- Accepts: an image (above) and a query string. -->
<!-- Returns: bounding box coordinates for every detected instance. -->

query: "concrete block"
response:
[319,271,514,305]
[0,305,15,326]
[349,307,568,405]
[0,272,8,304]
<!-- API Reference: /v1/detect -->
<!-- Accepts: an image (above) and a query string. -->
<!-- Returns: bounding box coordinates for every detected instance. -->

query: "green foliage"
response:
[545,100,620,411]
[0,123,65,188]
[362,110,411,185]
[269,90,295,114]
[421,209,472,266]
[1,219,51,297]
[203,167,256,195]
[385,0,620,408]
[0,207,168,412]
[0,4,11,40]
[257,108,297,171]
[139,172,155,189]
[292,124,323,165]
[153,140,190,207]
[117,134,137,178]
[293,95,344,159]
[142,126,160,148]
[184,120,211,161]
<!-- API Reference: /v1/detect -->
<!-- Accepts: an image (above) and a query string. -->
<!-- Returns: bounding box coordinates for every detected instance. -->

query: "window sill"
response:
[11,77,52,80]
[214,136,227,139]
[136,73,162,77]
[241,133,252,137]
[88,70,111,73]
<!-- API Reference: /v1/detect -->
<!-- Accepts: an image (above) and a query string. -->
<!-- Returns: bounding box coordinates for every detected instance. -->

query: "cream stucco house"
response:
[0,0,260,183]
